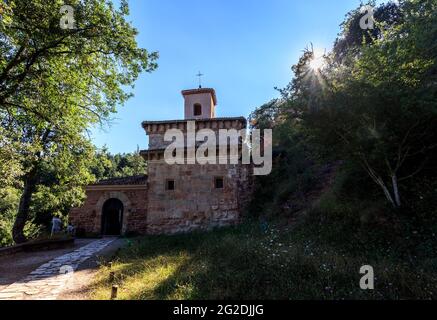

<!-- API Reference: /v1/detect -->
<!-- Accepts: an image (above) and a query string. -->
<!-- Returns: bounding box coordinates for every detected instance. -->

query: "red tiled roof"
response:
[140,149,165,153]
[142,116,247,127]
[91,175,148,186]
[182,88,217,105]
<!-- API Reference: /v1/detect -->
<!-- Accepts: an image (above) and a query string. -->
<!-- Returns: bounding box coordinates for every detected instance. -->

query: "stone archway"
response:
[95,191,132,235]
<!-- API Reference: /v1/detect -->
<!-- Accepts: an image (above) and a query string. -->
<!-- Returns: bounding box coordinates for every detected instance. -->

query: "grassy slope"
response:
[90,216,437,300]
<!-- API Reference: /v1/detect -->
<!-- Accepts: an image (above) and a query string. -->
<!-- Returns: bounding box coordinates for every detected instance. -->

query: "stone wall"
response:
[236,164,254,216]
[69,187,148,236]
[142,117,252,235]
[69,164,252,236]
[142,118,247,150]
[146,160,251,234]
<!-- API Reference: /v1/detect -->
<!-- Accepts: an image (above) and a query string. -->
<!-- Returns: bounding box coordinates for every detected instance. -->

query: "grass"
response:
[90,217,437,300]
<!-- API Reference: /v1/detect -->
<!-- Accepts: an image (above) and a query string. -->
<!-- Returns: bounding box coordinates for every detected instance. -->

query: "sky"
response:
[91,0,384,154]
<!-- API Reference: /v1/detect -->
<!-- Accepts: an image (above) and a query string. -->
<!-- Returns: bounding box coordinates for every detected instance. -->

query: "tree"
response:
[0,127,22,189]
[333,1,403,63]
[281,0,437,209]
[0,0,157,122]
[248,99,283,131]
[248,99,317,218]
[0,0,157,243]
[90,146,147,181]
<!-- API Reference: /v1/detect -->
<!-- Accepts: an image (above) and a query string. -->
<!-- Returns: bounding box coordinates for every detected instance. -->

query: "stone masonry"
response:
[69,179,148,236]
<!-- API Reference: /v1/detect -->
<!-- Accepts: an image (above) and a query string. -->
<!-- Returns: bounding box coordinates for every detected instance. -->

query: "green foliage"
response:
[278,0,437,210]
[248,99,319,218]
[248,99,283,130]
[0,127,22,189]
[0,0,157,242]
[90,146,147,181]
[0,0,158,122]
[333,1,403,63]
[0,187,19,246]
[0,187,43,247]
[0,144,147,246]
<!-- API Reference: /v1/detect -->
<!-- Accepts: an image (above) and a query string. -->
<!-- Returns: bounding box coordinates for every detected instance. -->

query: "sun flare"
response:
[309,48,326,71]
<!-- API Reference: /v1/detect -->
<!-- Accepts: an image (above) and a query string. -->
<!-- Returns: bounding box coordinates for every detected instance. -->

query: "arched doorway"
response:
[101,198,123,235]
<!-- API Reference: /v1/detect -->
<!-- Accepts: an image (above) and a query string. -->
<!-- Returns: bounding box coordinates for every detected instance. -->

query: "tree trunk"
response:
[376,179,396,208]
[361,158,402,209]
[362,161,396,208]
[12,168,38,244]
[391,175,401,208]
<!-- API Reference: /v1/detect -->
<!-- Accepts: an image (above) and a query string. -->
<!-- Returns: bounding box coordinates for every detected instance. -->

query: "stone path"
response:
[0,239,115,300]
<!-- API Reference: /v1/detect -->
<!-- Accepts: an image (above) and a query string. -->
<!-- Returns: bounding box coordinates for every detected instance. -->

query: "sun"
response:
[309,56,324,70]
[309,49,326,71]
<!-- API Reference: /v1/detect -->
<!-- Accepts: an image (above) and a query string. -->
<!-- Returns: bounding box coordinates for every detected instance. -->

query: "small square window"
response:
[214,177,224,189]
[166,180,175,191]
[194,103,202,116]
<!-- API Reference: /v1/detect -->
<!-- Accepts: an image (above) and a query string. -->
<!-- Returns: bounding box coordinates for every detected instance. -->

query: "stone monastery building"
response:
[69,87,252,236]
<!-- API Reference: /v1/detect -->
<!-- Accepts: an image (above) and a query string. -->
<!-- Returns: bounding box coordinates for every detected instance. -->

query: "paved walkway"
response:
[0,239,115,300]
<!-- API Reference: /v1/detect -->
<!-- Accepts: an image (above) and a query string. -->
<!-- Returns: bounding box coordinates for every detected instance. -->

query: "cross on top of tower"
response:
[196,71,204,89]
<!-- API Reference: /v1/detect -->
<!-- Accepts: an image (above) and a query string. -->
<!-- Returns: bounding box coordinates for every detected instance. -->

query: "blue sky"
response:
[92,0,383,154]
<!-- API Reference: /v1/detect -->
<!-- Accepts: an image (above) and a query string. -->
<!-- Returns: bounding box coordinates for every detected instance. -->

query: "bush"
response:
[0,187,46,247]
[0,187,19,247]
[0,212,14,247]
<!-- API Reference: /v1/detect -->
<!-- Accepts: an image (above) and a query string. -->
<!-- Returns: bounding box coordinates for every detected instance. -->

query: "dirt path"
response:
[0,238,124,300]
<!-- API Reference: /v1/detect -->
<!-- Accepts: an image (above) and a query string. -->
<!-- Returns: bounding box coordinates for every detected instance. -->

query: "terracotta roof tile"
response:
[142,116,247,127]
[91,175,148,186]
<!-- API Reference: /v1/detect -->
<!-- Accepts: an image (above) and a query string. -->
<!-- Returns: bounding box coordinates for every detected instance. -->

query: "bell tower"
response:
[182,88,217,119]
